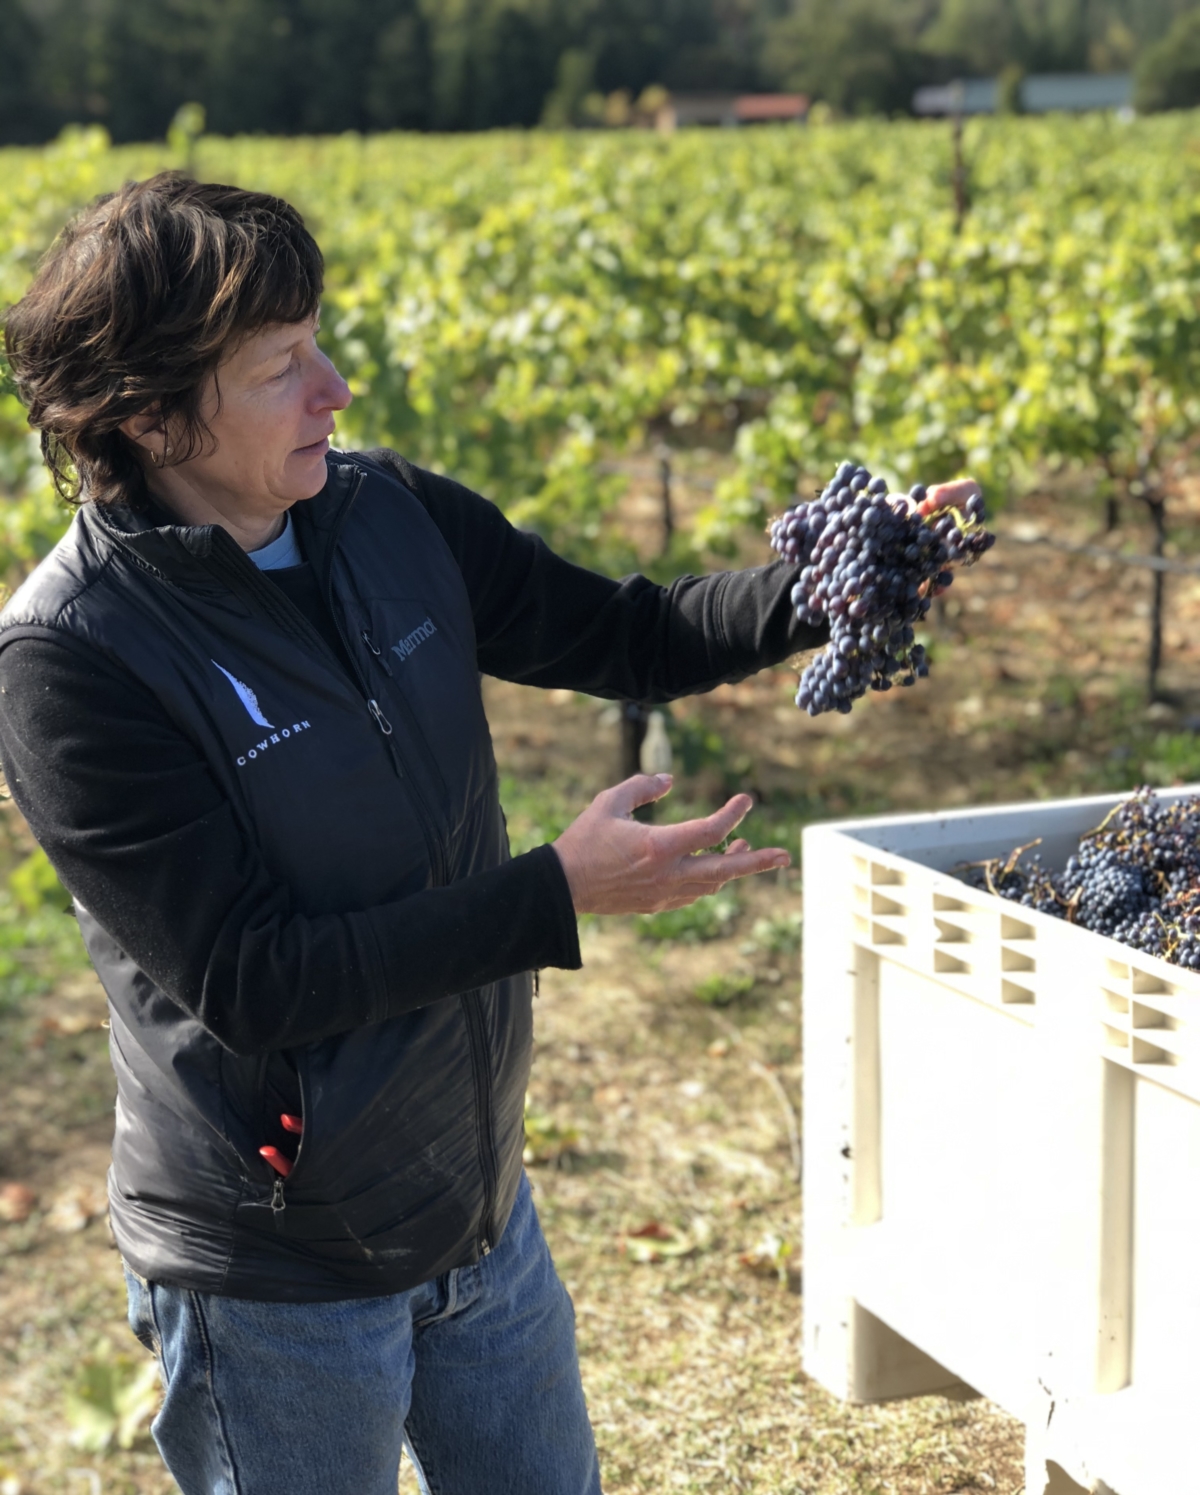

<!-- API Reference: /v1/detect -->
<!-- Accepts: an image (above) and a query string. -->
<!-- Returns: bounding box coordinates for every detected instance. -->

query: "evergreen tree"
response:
[1136,7,1200,112]
[764,0,933,116]
[365,8,433,130]
[0,0,52,142]
[1,0,1196,144]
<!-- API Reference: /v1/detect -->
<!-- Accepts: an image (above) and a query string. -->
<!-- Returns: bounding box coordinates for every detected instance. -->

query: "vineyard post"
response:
[656,443,674,557]
[1143,480,1168,702]
[617,449,673,810]
[950,85,968,234]
[619,701,649,780]
[1101,456,1121,532]
[619,701,656,820]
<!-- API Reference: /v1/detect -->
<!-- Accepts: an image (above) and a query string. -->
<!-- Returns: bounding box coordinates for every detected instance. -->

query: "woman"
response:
[0,174,974,1495]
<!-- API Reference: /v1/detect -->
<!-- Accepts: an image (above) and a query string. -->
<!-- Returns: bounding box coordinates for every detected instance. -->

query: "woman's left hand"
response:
[885,476,982,521]
[916,476,982,519]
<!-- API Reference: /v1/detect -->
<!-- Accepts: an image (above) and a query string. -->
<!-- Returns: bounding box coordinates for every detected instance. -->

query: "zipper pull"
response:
[367,698,393,735]
[271,1177,286,1214]
[361,630,381,656]
[480,1237,491,1256]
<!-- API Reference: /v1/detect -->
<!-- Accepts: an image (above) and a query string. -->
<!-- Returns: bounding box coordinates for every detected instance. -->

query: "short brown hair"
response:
[3,172,324,506]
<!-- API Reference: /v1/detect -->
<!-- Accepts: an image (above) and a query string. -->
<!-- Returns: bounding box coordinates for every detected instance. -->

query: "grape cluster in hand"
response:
[965,789,1200,970]
[769,459,994,717]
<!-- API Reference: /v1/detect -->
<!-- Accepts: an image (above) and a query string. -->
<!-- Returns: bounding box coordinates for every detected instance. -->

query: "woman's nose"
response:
[327,369,353,413]
[307,348,349,418]
[313,350,353,413]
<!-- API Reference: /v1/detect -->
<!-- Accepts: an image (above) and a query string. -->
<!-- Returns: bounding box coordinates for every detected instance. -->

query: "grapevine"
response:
[4,116,1200,580]
[769,460,994,716]
[961,789,1200,970]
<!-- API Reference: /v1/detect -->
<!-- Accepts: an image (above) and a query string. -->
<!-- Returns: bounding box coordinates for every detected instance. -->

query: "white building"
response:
[914,72,1133,117]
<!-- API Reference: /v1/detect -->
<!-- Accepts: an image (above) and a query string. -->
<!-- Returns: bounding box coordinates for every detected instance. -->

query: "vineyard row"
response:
[2,113,1200,589]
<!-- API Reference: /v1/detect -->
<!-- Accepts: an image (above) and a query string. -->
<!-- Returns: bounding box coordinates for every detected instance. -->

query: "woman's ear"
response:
[119,412,170,466]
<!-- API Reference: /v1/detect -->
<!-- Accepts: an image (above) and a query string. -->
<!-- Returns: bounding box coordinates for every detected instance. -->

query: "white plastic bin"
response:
[802,790,1200,1495]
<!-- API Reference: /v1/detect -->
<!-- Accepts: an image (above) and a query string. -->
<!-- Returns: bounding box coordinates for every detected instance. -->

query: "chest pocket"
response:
[353,594,495,841]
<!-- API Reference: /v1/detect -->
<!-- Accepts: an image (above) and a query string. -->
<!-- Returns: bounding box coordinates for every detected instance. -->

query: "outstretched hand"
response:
[552,774,790,917]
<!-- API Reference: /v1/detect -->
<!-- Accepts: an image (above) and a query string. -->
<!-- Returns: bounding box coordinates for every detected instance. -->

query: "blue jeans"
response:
[123,1173,601,1495]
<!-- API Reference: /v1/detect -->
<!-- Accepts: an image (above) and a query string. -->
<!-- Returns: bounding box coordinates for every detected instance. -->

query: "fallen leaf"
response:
[619,1218,710,1263]
[40,1012,103,1037]
[628,1221,675,1240]
[739,1230,797,1286]
[65,1345,161,1451]
[46,1184,105,1234]
[523,1097,580,1165]
[696,1142,777,1183]
[0,1183,36,1224]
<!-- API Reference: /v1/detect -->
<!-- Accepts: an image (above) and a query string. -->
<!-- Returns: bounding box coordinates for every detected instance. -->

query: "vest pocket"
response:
[253,1049,308,1196]
[231,1171,476,1269]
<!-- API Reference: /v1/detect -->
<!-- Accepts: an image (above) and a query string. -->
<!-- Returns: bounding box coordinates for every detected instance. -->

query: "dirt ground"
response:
[4,463,1200,1493]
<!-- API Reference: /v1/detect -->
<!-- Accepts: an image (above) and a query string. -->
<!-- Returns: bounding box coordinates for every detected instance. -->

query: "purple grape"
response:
[963,789,1200,970]
[768,461,994,718]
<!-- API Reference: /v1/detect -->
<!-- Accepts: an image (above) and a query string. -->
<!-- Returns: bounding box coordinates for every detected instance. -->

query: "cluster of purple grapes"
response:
[769,459,994,717]
[965,790,1200,970]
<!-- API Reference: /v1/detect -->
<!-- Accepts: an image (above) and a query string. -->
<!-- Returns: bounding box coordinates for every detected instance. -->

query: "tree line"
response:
[2,0,1199,145]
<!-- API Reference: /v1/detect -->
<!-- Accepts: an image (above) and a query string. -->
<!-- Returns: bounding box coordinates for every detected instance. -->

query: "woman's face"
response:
[192,318,353,505]
[127,317,353,541]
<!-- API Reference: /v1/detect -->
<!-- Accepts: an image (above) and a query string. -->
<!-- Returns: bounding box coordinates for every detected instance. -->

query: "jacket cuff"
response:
[522,842,582,971]
[716,560,828,671]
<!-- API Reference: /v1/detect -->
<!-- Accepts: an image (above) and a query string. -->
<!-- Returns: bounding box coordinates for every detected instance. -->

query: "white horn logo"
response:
[212,661,275,730]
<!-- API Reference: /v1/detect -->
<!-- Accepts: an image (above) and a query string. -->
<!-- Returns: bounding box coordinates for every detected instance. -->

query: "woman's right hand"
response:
[551,774,790,916]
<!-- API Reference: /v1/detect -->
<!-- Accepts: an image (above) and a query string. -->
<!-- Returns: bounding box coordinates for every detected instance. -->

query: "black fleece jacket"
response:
[0,454,820,1057]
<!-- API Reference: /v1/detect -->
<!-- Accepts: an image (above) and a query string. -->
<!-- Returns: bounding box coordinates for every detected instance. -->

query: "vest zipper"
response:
[367,698,393,735]
[350,560,492,1250]
[237,470,473,1226]
[461,990,499,1255]
[348,560,491,1247]
[260,1053,309,1222]
[367,611,493,1248]
[358,627,451,887]
[206,487,412,796]
[317,476,449,888]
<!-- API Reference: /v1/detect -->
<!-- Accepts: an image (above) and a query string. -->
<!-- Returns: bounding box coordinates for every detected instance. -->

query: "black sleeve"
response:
[0,637,580,1058]
[367,451,826,701]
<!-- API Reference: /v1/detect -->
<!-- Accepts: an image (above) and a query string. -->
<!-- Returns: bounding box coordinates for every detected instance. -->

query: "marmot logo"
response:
[392,617,437,663]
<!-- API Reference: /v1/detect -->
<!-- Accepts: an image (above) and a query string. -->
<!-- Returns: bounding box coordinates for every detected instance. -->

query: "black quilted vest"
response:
[0,454,530,1299]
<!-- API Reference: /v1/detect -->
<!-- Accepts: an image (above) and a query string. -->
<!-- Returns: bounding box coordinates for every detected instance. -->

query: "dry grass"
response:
[0,903,1026,1495]
[503,906,1024,1495]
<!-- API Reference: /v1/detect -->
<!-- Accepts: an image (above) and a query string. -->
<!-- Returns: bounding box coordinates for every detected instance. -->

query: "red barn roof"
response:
[735,94,809,122]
